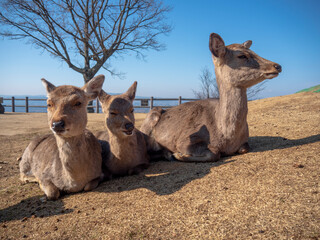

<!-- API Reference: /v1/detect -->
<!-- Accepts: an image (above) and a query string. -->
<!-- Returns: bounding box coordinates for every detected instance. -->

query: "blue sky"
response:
[1,0,319,98]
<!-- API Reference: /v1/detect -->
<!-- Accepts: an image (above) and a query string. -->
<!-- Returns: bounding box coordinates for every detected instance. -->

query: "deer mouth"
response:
[123,130,133,136]
[54,129,65,134]
[52,129,67,135]
[264,72,279,79]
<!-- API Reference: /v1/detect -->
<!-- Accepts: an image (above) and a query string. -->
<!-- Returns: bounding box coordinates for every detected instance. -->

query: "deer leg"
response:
[20,172,38,183]
[238,142,250,154]
[84,177,100,191]
[163,150,176,161]
[173,150,220,162]
[39,180,60,200]
[128,163,149,175]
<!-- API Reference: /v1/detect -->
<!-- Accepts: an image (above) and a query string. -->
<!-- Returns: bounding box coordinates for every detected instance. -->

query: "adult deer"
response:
[19,75,105,200]
[96,82,150,178]
[140,33,282,162]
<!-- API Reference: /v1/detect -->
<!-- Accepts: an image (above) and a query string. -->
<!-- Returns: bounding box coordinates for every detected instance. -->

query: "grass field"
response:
[297,84,320,93]
[0,92,319,239]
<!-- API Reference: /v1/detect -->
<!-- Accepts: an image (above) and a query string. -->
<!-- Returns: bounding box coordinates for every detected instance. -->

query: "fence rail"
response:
[1,96,199,113]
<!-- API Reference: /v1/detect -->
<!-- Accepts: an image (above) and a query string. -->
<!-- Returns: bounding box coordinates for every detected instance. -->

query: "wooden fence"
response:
[1,96,199,113]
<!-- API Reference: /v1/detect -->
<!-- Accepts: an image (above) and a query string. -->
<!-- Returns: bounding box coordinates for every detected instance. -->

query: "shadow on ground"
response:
[0,157,233,223]
[249,134,320,152]
[97,134,320,196]
[97,157,233,196]
[0,195,73,222]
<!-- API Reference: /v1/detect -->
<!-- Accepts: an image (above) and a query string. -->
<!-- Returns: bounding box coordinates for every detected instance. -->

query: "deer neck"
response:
[216,77,248,142]
[107,129,137,161]
[55,133,87,169]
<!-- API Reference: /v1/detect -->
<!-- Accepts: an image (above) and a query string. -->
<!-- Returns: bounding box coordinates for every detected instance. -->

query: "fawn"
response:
[140,33,282,162]
[96,82,150,178]
[19,75,105,200]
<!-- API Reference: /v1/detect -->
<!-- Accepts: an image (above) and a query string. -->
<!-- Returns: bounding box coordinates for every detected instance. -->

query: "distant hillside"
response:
[297,84,320,93]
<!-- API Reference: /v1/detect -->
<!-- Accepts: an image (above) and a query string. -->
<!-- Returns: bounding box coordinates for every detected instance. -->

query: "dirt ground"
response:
[0,92,319,239]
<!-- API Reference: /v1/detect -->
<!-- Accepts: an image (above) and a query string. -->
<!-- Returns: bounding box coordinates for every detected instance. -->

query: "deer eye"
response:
[47,102,53,107]
[238,55,248,59]
[74,101,82,107]
[130,109,134,113]
[110,112,118,116]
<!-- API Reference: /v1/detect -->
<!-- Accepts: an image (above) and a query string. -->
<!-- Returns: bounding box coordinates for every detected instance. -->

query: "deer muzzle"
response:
[274,64,282,73]
[52,120,65,134]
[123,122,134,136]
[264,63,282,79]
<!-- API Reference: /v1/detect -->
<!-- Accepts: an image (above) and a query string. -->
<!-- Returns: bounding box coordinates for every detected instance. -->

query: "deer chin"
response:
[264,72,279,79]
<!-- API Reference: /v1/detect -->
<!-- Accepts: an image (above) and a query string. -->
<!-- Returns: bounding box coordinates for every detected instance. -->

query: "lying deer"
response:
[96,82,149,178]
[140,33,282,162]
[19,75,105,200]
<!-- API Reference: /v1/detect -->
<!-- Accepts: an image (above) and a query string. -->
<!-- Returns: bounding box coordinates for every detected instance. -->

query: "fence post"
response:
[12,97,15,112]
[25,97,29,113]
[150,97,154,109]
[178,96,182,105]
[96,99,99,113]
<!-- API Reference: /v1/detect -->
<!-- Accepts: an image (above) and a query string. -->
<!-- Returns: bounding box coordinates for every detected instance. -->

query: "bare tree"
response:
[0,0,172,82]
[193,67,267,100]
[193,67,219,99]
[247,81,267,100]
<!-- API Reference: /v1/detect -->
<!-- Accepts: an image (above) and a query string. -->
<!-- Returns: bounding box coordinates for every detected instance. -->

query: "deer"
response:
[140,33,282,162]
[19,75,105,200]
[96,82,150,178]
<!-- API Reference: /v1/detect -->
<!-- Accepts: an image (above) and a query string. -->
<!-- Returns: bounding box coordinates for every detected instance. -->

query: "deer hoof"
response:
[46,189,60,200]
[173,152,191,161]
[40,181,60,200]
[238,142,250,154]
[173,152,220,162]
[84,177,100,191]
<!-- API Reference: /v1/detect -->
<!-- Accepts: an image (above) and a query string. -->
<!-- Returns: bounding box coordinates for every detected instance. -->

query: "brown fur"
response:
[19,75,105,200]
[140,33,282,162]
[96,82,149,178]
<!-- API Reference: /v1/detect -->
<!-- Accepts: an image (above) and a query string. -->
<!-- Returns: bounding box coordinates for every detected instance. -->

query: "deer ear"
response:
[98,89,111,104]
[83,74,105,100]
[41,78,56,95]
[242,40,252,49]
[209,33,226,58]
[124,81,137,102]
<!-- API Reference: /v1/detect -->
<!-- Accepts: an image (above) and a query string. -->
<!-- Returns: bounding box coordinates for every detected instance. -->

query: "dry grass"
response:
[0,92,319,239]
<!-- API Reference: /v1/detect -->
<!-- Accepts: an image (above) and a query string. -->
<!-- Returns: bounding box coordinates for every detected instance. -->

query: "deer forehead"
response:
[107,97,132,111]
[48,86,86,104]
[227,44,264,60]
[227,44,250,55]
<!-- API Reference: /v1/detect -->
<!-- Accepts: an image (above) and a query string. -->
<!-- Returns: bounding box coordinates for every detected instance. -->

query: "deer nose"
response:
[274,64,282,73]
[52,120,65,132]
[125,122,134,131]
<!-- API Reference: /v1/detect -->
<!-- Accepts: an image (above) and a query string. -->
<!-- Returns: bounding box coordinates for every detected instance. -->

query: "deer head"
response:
[98,82,137,138]
[209,33,282,89]
[42,75,105,137]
